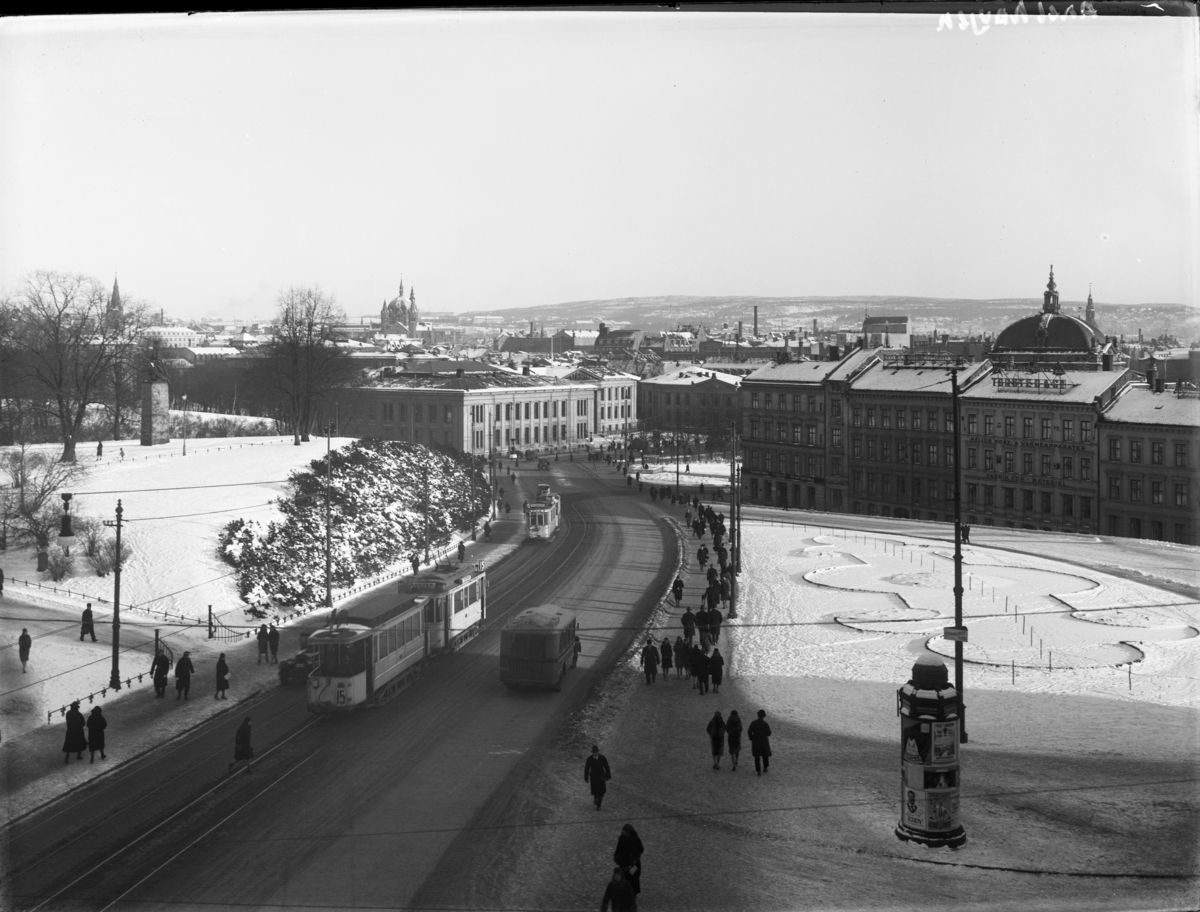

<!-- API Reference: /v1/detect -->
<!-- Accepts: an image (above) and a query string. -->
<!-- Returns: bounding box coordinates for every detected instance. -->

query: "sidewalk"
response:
[1,504,530,826]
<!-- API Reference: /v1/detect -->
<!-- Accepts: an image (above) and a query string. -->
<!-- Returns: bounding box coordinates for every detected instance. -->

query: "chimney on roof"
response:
[455,368,464,378]
[1102,352,1113,372]
[753,306,758,338]
[522,363,530,376]
[1156,375,1165,393]
[737,321,743,343]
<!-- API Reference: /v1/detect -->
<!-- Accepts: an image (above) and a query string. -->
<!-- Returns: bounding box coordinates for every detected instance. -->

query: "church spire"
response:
[1085,282,1097,329]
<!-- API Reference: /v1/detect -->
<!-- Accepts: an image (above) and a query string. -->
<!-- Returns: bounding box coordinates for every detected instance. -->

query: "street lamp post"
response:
[103,501,123,690]
[951,364,968,743]
[324,424,333,608]
[58,493,76,556]
[181,393,188,456]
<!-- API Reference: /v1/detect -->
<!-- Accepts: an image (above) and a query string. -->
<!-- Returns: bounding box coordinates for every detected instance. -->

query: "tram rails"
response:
[5,491,600,909]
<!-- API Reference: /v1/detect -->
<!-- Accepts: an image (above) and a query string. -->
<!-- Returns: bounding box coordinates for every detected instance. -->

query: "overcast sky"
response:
[1,11,1196,322]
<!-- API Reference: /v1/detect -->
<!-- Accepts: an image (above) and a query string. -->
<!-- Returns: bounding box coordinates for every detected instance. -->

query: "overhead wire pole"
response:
[104,501,123,690]
[951,363,968,744]
[324,424,333,608]
[728,422,739,619]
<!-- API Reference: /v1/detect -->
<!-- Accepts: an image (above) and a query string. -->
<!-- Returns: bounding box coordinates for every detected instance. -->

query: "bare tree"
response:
[4,271,149,462]
[0,443,83,560]
[256,285,355,445]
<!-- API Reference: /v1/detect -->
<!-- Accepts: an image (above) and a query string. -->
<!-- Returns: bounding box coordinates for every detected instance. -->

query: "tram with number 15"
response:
[306,563,487,712]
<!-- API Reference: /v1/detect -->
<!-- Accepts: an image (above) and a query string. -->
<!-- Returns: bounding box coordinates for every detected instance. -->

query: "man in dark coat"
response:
[600,866,637,912]
[709,607,723,644]
[150,650,171,697]
[18,628,31,672]
[681,607,696,645]
[80,604,97,642]
[697,545,708,569]
[748,709,773,775]
[692,645,709,695]
[267,624,280,664]
[612,824,644,895]
[639,639,659,684]
[671,577,684,607]
[230,716,254,773]
[256,625,269,664]
[63,701,87,762]
[175,651,195,700]
[86,706,107,762]
[584,744,612,809]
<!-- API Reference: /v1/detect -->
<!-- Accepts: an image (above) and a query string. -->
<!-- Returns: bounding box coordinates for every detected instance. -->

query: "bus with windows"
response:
[499,604,578,691]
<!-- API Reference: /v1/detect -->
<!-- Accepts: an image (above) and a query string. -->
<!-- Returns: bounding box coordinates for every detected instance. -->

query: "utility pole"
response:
[422,463,430,565]
[728,424,739,619]
[951,364,968,743]
[104,501,123,690]
[324,424,333,608]
[675,435,680,498]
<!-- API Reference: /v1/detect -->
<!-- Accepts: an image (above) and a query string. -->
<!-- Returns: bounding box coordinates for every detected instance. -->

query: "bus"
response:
[499,604,578,691]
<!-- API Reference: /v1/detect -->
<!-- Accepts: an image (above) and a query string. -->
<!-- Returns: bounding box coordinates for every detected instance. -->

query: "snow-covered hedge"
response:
[218,439,489,606]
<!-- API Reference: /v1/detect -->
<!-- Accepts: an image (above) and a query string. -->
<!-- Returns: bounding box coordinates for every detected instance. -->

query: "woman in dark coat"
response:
[86,706,107,762]
[18,628,31,672]
[726,710,743,771]
[612,823,644,895]
[673,637,688,679]
[709,647,725,694]
[659,638,672,676]
[639,639,658,685]
[706,711,726,770]
[584,744,611,810]
[62,701,87,762]
[215,653,230,700]
[230,716,254,773]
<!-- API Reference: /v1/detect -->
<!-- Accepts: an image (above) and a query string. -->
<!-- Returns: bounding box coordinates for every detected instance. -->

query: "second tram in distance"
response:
[527,483,561,541]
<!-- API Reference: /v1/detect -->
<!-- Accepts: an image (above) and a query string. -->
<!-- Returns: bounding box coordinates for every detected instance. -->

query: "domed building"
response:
[990,267,1122,370]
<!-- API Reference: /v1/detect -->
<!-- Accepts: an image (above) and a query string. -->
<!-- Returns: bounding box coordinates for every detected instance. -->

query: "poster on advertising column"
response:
[931,721,958,763]
[901,717,929,764]
[902,788,927,830]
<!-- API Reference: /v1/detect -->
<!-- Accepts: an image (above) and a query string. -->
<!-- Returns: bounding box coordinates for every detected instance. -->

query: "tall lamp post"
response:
[950,363,968,743]
[324,423,333,608]
[103,501,124,690]
[58,493,76,556]
[181,393,188,456]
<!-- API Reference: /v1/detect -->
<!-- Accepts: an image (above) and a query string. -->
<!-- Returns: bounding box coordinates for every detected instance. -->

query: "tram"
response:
[307,563,487,712]
[527,483,561,541]
[499,604,577,691]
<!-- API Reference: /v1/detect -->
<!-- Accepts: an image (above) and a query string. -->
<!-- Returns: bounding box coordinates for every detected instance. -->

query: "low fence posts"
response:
[208,605,214,639]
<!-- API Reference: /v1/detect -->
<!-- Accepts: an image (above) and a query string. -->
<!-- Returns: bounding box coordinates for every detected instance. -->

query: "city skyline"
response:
[1,10,1197,320]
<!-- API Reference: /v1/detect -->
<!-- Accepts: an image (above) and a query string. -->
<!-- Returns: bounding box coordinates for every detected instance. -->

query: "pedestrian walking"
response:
[457,540,466,563]
[696,606,712,650]
[229,716,254,773]
[961,524,971,545]
[706,711,726,769]
[671,576,684,608]
[659,637,672,677]
[692,645,709,695]
[63,701,87,763]
[600,867,637,912]
[684,508,692,526]
[175,650,195,700]
[80,604,97,642]
[726,710,743,771]
[613,824,644,896]
[18,628,31,672]
[640,638,659,684]
[119,447,125,460]
[720,574,731,609]
[584,744,612,810]
[748,709,773,775]
[673,636,688,679]
[256,625,269,664]
[709,646,725,694]
[484,520,492,541]
[410,553,420,575]
[709,607,723,645]
[267,623,280,663]
[96,440,103,458]
[681,607,696,645]
[87,706,107,762]
[151,650,170,697]
[572,634,582,668]
[215,652,230,700]
[1,566,5,599]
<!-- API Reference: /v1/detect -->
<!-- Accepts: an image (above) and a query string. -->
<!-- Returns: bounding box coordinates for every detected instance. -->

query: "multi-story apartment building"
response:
[342,363,597,456]
[561,365,638,436]
[840,354,992,520]
[960,366,1127,531]
[740,357,862,511]
[638,366,741,445]
[1098,383,1200,544]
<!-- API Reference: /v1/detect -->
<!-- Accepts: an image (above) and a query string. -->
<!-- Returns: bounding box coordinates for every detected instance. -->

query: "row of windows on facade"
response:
[1106,476,1191,506]
[379,400,591,425]
[747,392,825,413]
[475,423,591,448]
[651,392,737,407]
[1104,439,1190,466]
[847,472,1096,517]
[1106,516,1190,541]
[747,450,826,477]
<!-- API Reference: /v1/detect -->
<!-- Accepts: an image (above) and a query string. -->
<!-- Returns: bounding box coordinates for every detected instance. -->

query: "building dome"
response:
[993,266,1104,353]
[994,311,1103,352]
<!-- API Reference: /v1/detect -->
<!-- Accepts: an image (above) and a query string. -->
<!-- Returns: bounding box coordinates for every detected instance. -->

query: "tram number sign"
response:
[943,626,968,643]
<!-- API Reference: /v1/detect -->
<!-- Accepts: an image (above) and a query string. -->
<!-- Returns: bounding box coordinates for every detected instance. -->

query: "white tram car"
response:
[527,483,562,541]
[307,563,487,712]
